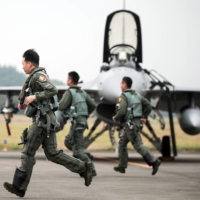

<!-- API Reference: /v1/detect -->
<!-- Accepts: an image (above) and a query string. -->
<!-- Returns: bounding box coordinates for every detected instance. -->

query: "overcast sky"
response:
[0,0,200,87]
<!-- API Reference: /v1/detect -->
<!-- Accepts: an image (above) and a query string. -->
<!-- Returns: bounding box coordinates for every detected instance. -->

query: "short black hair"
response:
[122,76,132,88]
[23,49,39,66]
[68,71,80,84]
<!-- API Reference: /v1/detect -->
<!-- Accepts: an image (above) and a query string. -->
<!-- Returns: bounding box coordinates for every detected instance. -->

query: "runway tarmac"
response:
[0,150,199,200]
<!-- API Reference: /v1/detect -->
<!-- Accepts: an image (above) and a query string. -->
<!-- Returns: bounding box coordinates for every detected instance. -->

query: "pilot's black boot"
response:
[114,166,126,173]
[152,159,161,175]
[4,168,27,197]
[3,182,25,197]
[80,167,97,177]
[80,162,93,187]
[143,154,161,175]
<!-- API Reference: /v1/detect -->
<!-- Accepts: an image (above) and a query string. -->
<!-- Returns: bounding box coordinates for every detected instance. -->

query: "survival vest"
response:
[24,70,59,118]
[123,91,143,121]
[63,88,89,119]
[25,70,60,135]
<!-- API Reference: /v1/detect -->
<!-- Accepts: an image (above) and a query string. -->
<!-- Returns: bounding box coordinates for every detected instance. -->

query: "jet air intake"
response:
[179,107,200,135]
[96,102,120,126]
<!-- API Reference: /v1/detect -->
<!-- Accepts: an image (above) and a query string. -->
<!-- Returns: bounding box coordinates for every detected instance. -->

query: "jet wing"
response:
[0,86,69,99]
[144,86,200,112]
[0,86,22,96]
[0,84,99,100]
[56,82,99,99]
[78,79,99,98]
[78,79,99,92]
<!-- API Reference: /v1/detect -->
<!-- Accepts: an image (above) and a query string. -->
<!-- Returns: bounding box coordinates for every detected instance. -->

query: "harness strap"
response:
[37,115,60,132]
[46,114,51,138]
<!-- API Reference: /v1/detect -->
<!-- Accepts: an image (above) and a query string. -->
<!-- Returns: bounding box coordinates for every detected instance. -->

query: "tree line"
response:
[0,65,64,86]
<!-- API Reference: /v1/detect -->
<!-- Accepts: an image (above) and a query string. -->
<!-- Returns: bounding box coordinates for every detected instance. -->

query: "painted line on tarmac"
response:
[127,162,151,168]
[96,156,151,169]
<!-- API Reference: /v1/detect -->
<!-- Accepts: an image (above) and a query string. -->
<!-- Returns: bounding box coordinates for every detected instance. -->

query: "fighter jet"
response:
[1,10,200,157]
[55,9,200,157]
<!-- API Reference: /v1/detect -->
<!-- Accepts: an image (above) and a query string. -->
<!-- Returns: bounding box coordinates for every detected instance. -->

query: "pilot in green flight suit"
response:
[58,71,97,176]
[3,50,93,198]
[113,76,161,175]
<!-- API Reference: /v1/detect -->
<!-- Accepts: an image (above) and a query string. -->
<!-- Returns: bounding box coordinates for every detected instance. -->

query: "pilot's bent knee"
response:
[64,140,72,150]
[44,147,59,157]
[21,154,36,167]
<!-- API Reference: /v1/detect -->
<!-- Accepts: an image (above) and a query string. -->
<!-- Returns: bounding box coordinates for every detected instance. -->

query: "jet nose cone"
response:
[101,75,122,102]
[98,67,146,103]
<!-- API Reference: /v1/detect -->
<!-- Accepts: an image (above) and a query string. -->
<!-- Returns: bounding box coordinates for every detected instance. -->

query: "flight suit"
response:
[59,85,96,173]
[5,67,91,194]
[113,89,157,169]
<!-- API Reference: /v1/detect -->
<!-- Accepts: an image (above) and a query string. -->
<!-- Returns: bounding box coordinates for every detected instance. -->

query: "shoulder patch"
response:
[62,91,68,98]
[118,97,122,102]
[39,75,47,82]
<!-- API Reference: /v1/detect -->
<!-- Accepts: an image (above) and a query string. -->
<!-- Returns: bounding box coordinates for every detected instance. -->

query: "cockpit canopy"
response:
[103,10,142,65]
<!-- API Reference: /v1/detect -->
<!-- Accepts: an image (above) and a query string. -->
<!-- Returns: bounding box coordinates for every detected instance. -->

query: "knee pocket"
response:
[135,145,146,155]
[44,147,59,158]
[21,154,36,170]
[44,150,65,164]
[73,152,89,162]
[64,138,72,150]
